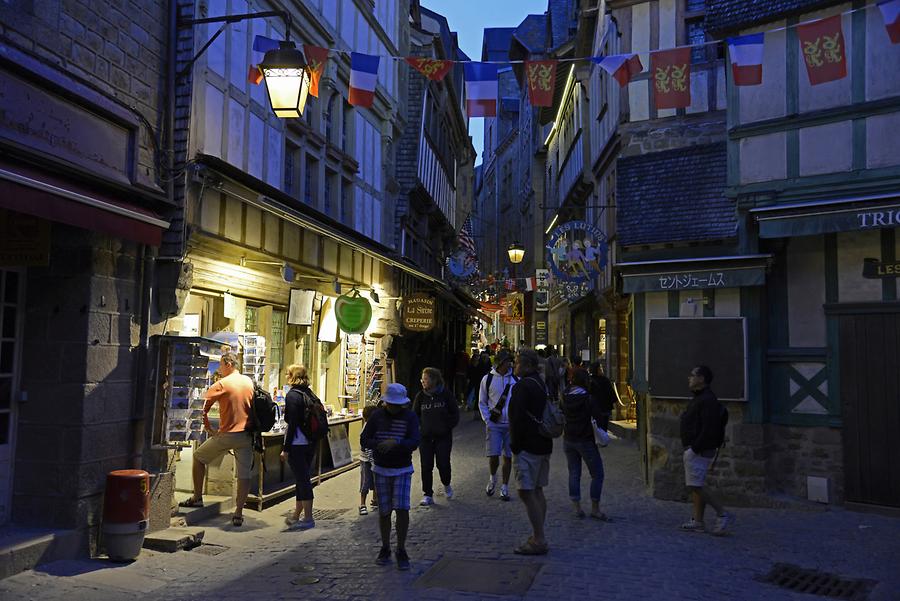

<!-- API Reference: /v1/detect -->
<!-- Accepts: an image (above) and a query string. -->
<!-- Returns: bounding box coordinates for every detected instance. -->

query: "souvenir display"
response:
[159,339,218,446]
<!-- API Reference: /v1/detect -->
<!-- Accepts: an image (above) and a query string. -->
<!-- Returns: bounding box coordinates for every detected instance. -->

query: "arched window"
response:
[342,99,352,153]
[325,93,337,143]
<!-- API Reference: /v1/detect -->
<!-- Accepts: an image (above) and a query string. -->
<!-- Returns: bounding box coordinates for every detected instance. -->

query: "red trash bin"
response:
[102,469,150,561]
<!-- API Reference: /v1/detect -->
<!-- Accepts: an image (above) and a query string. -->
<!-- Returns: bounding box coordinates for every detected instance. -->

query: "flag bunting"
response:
[349,52,380,107]
[727,33,765,86]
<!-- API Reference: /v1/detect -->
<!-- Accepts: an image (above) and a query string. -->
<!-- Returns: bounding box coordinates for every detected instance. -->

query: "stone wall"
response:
[619,112,727,158]
[765,424,844,504]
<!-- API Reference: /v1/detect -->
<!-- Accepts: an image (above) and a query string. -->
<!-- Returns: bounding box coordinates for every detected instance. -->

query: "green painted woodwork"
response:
[786,16,799,116]
[633,293,647,391]
[766,243,791,422]
[726,164,900,200]
[853,118,867,171]
[852,0,866,106]
[703,289,715,317]
[668,291,679,317]
[882,228,897,301]
[729,97,900,140]
[741,286,764,423]
[825,233,841,421]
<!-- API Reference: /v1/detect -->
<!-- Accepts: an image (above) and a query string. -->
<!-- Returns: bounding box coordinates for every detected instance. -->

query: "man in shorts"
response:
[478,349,518,501]
[179,351,253,527]
[360,383,420,570]
[507,348,553,555]
[679,365,734,535]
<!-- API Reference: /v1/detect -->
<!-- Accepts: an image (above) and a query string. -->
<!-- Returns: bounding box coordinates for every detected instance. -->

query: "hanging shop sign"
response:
[557,280,594,302]
[502,292,525,325]
[447,248,477,280]
[535,268,551,311]
[862,258,900,279]
[335,290,373,334]
[534,315,548,346]
[546,221,608,283]
[402,293,435,332]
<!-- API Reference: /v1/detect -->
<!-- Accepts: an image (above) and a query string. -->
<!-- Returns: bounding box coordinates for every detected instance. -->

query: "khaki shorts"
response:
[683,448,715,487]
[194,431,253,480]
[513,450,550,491]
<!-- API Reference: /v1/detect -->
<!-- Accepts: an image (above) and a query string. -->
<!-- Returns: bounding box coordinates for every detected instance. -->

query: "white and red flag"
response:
[349,52,380,107]
[727,33,765,85]
[879,0,900,44]
[524,277,536,292]
[593,54,643,87]
[464,62,498,118]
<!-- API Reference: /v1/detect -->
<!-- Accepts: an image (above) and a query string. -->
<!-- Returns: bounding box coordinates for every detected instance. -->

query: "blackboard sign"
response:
[648,318,746,400]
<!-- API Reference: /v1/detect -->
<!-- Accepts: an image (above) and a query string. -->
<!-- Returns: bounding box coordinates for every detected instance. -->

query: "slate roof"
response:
[548,0,576,50]
[617,143,736,246]
[706,0,839,34]
[482,27,516,62]
[513,14,548,53]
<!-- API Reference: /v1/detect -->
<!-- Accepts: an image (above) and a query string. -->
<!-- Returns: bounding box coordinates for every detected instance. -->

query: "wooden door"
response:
[840,311,900,507]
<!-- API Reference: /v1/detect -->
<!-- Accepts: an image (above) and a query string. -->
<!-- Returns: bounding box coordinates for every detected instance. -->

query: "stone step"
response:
[0,527,83,580]
[609,420,638,441]
[172,494,234,526]
[142,527,205,553]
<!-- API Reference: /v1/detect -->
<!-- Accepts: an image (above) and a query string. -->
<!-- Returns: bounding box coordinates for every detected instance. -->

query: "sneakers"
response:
[500,485,510,501]
[680,518,705,533]
[712,512,734,536]
[396,548,411,571]
[375,546,391,566]
[444,484,454,500]
[419,495,434,506]
[486,479,496,497]
[286,518,315,531]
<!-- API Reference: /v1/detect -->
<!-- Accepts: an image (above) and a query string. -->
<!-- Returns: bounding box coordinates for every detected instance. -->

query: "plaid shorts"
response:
[373,471,412,515]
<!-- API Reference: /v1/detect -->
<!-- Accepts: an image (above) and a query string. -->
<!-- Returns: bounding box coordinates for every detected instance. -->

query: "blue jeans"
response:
[563,439,604,502]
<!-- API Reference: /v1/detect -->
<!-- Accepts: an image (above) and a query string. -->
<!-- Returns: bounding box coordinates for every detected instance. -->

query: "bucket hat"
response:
[382,383,410,405]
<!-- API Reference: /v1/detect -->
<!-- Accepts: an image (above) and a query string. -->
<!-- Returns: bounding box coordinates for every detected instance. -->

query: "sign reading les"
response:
[402,293,435,332]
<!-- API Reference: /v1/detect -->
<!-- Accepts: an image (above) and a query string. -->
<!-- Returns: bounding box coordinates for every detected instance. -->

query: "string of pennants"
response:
[247,2,900,113]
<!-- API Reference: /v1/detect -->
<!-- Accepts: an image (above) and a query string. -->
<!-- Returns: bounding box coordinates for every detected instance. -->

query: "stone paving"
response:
[2,415,899,600]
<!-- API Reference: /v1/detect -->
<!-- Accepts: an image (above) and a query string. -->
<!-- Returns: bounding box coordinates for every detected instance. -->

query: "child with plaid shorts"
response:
[360,384,420,571]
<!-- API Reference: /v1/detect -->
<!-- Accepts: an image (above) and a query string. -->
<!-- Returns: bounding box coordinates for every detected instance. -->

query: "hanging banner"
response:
[535,268,551,311]
[304,45,330,97]
[797,15,847,85]
[524,60,557,106]
[334,290,372,334]
[502,292,525,325]
[651,47,691,109]
[406,57,453,81]
[546,221,608,283]
[402,293,435,332]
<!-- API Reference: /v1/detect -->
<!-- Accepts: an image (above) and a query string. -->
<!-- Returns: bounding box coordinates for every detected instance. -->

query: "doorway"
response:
[0,269,23,524]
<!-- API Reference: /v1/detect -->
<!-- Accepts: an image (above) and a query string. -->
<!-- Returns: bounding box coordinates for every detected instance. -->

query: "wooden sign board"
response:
[402,293,435,332]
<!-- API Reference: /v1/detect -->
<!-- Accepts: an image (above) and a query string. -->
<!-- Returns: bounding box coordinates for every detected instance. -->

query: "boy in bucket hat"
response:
[360,383,420,570]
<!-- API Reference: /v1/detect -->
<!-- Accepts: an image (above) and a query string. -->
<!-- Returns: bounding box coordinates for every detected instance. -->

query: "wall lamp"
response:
[178,10,311,118]
[507,242,525,264]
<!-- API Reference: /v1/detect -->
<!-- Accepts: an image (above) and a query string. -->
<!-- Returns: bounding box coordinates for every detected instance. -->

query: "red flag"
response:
[797,15,847,85]
[247,65,263,85]
[880,1,900,44]
[304,45,329,97]
[524,60,557,106]
[651,47,691,109]
[405,57,453,81]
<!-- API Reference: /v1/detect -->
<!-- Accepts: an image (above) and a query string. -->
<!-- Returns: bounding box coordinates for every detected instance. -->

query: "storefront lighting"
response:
[507,242,525,264]
[259,41,312,118]
[370,289,380,304]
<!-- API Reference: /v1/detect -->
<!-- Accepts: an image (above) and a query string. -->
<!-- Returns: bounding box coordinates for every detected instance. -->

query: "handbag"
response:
[592,418,610,447]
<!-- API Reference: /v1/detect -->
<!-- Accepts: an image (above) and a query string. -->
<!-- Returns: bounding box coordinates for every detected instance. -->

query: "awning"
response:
[617,254,771,294]
[752,194,900,239]
[0,160,169,246]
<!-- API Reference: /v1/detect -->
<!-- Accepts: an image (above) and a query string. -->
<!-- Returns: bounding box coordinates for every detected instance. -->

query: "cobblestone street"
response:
[2,417,899,600]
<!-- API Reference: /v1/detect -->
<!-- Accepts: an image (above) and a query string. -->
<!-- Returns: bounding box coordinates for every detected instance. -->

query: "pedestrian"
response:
[478,348,518,501]
[281,364,317,530]
[679,365,734,535]
[178,351,253,527]
[464,352,482,411]
[357,403,378,516]
[508,348,552,555]
[413,367,460,506]
[360,383,420,570]
[453,349,470,407]
[562,368,610,521]
[545,346,563,401]
[588,361,615,431]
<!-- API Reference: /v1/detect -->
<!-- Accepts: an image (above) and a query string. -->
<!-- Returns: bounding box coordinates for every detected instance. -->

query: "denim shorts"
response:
[485,423,512,458]
[684,448,715,487]
[513,450,550,490]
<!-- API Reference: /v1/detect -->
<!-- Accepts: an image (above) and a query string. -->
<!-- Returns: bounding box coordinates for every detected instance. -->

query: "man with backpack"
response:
[679,365,734,536]
[478,349,518,501]
[507,348,553,555]
[178,351,254,527]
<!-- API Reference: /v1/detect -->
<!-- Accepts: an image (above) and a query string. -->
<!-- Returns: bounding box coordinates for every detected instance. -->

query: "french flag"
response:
[464,62,498,118]
[593,54,643,87]
[349,52,380,108]
[727,33,765,86]
[880,0,900,44]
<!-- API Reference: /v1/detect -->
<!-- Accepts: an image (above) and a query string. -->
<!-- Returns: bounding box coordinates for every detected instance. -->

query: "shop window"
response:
[341,180,353,226]
[325,169,336,216]
[245,305,258,333]
[305,155,319,205]
[342,100,352,153]
[270,310,285,367]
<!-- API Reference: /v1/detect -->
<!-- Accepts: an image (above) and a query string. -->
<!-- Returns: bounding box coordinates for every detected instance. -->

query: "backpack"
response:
[525,376,565,438]
[299,388,330,442]
[248,382,277,433]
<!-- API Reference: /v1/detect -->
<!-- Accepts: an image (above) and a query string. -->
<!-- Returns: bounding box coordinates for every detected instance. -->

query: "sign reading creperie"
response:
[402,293,435,332]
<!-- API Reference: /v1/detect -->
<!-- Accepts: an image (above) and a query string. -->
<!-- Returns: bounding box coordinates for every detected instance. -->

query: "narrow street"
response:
[1,417,898,601]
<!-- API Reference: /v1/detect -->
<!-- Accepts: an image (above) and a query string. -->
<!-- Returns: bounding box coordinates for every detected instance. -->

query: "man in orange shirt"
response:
[179,351,254,527]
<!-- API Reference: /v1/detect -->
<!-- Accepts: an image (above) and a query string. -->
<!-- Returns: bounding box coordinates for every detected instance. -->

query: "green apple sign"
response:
[334,290,372,334]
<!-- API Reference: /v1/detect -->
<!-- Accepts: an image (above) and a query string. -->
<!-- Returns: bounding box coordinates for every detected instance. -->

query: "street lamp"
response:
[507,242,525,264]
[259,41,312,118]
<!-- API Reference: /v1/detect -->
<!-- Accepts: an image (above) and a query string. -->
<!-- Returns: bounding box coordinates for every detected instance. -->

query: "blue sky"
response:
[422,0,550,166]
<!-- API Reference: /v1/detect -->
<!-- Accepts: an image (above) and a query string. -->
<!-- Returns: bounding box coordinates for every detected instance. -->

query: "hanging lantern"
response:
[507,242,525,264]
[259,41,312,118]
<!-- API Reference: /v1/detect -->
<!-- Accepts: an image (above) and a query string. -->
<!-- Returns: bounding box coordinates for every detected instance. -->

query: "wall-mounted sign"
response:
[556,280,594,302]
[546,221,608,283]
[535,268,550,311]
[863,258,900,279]
[335,290,373,334]
[502,292,524,325]
[621,267,766,293]
[535,315,548,346]
[402,293,435,332]
[0,210,50,266]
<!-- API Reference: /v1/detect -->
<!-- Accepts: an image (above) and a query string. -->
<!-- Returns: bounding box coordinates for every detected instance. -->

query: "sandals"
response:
[513,540,549,555]
[231,514,244,527]
[178,497,204,508]
[590,512,612,522]
[359,505,369,516]
[574,508,586,519]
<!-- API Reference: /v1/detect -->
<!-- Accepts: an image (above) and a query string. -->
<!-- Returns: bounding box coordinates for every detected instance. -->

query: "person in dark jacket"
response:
[280,364,317,531]
[360,383,420,570]
[508,348,552,555]
[679,365,733,535]
[413,367,460,506]
[562,368,610,521]
[588,361,616,430]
